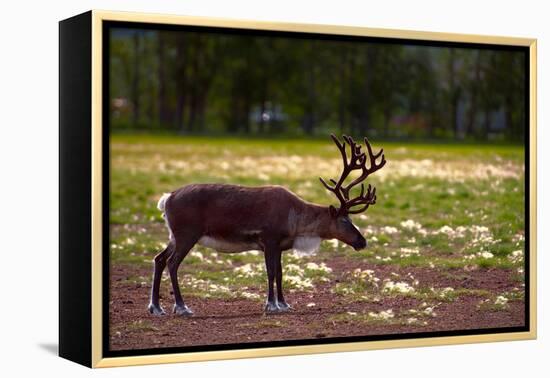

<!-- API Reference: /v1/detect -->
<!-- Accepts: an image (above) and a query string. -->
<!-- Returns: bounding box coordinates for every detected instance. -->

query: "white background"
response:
[0,0,547,376]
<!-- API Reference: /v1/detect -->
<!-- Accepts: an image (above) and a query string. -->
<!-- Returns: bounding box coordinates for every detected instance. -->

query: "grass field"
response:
[108,135,526,350]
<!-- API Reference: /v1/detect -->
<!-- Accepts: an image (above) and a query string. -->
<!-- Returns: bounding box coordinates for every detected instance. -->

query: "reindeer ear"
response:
[329,205,339,218]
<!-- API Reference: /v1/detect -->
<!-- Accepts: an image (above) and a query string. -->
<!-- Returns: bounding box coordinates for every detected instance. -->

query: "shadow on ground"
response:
[38,343,58,355]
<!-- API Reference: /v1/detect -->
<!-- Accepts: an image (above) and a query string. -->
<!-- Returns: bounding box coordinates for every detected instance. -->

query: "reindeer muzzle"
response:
[352,238,367,251]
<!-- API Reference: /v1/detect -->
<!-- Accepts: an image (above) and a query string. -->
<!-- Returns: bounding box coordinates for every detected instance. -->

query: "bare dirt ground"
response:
[109,258,525,351]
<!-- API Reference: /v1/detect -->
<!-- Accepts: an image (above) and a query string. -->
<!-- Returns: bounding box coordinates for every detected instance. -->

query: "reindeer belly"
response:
[197,235,261,253]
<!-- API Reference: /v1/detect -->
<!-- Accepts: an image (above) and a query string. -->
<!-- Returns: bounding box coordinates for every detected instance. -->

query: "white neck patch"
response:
[292,236,322,257]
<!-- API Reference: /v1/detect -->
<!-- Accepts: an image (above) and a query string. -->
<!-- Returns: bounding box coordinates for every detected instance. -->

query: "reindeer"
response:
[148,134,386,316]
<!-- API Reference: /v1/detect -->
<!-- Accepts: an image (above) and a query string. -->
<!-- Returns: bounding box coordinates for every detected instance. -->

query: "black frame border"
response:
[59,11,93,367]
[101,20,531,359]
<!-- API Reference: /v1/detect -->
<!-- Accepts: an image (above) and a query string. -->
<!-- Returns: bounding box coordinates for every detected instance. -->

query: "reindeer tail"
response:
[157,193,172,213]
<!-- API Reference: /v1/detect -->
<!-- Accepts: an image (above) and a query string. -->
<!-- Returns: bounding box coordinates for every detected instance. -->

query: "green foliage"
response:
[109,28,526,142]
[110,136,525,304]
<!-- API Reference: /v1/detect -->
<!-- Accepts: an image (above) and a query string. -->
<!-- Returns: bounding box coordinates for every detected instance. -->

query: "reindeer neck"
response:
[293,202,332,239]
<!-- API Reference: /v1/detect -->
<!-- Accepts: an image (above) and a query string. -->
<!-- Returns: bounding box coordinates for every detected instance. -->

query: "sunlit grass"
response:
[109,135,525,314]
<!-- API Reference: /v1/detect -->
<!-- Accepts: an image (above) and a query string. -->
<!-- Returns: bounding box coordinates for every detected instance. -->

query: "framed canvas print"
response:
[59,10,537,368]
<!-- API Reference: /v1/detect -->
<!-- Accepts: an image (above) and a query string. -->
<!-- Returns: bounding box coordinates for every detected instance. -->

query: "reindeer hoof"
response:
[265,301,279,314]
[173,304,194,316]
[277,301,292,312]
[148,303,166,316]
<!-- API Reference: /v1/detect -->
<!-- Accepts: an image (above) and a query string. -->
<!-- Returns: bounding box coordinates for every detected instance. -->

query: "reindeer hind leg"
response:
[167,231,200,316]
[148,242,174,315]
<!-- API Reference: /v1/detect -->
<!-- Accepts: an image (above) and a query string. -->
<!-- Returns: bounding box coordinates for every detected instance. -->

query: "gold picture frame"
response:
[59,9,537,368]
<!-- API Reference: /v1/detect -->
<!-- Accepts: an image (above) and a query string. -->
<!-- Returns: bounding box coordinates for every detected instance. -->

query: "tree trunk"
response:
[303,45,316,135]
[348,54,356,135]
[360,47,374,136]
[188,94,198,132]
[451,96,459,138]
[242,93,251,133]
[448,48,461,139]
[383,107,391,138]
[196,95,207,132]
[175,95,186,133]
[146,50,155,129]
[338,48,347,134]
[131,32,141,127]
[227,91,239,133]
[175,35,188,133]
[505,97,514,140]
[157,33,170,128]
[258,79,268,133]
[466,51,481,138]
[186,37,201,132]
[484,109,492,141]
[448,48,456,137]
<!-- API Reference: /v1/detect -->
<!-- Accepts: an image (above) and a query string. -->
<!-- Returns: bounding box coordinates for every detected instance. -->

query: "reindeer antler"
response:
[320,134,386,215]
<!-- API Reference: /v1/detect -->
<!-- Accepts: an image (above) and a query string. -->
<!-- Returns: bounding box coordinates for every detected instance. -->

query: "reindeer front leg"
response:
[263,242,280,313]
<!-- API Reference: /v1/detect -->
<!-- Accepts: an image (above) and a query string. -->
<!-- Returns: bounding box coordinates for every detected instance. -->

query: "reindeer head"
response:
[320,134,386,250]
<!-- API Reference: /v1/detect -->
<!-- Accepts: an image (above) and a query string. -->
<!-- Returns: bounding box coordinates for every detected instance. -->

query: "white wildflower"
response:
[495,296,508,306]
[400,247,420,258]
[509,250,524,264]
[400,219,423,232]
[368,309,394,320]
[436,225,454,236]
[233,263,263,278]
[383,281,415,294]
[353,268,380,287]
[381,226,399,235]
[439,287,455,299]
[422,306,436,317]
[190,251,204,261]
[305,262,332,273]
[241,292,260,300]
[512,233,525,244]
[364,225,376,234]
[285,263,303,274]
[285,275,314,290]
[479,251,494,259]
[326,239,339,249]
